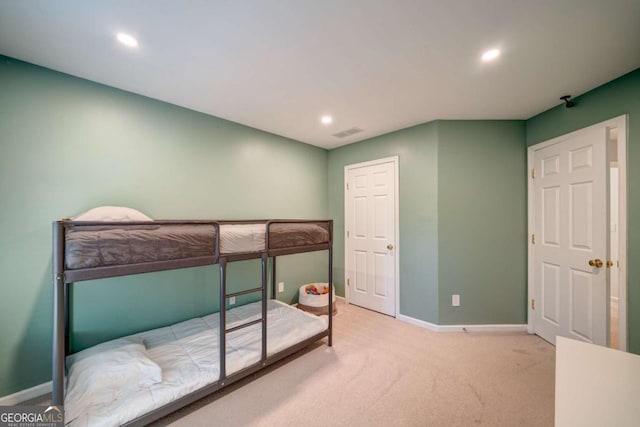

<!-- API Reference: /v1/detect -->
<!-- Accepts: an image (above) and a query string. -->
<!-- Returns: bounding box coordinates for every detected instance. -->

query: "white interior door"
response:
[345,157,398,316]
[532,125,608,346]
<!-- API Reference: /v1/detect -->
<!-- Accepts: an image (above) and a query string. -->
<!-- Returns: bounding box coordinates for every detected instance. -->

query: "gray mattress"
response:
[268,222,329,249]
[65,225,217,270]
[65,222,329,270]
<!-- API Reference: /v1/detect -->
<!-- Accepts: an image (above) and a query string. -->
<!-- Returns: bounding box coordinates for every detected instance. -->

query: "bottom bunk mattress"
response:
[64,300,328,427]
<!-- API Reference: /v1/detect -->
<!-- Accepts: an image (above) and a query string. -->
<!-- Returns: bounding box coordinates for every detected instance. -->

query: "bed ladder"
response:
[217,253,268,384]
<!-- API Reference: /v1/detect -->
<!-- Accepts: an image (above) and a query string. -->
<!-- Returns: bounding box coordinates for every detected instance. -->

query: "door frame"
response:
[527,115,628,350]
[344,156,400,317]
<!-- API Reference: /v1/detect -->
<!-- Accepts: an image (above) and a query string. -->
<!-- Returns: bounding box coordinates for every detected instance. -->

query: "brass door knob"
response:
[387,244,394,250]
[588,259,603,268]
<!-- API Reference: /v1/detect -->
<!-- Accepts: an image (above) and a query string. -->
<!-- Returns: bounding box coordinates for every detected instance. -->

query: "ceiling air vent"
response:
[332,127,363,138]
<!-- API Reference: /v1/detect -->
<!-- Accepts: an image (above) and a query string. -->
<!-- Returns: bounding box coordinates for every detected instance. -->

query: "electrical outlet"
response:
[278,282,284,293]
[229,296,236,305]
[452,294,460,307]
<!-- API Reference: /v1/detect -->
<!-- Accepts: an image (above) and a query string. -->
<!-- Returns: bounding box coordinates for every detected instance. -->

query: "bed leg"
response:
[328,244,333,347]
[271,257,277,300]
[52,276,65,405]
[52,221,65,405]
[261,253,268,361]
[219,258,227,381]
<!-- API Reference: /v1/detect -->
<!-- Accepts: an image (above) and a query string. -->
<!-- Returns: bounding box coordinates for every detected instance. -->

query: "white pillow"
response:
[65,337,162,423]
[72,206,153,222]
[66,337,162,388]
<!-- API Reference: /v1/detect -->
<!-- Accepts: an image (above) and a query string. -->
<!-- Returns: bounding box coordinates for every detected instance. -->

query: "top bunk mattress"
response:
[268,222,330,250]
[64,224,217,270]
[63,221,330,270]
[219,222,330,254]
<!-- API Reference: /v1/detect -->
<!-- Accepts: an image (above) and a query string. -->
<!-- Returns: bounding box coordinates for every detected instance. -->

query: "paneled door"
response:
[345,157,398,316]
[531,125,608,346]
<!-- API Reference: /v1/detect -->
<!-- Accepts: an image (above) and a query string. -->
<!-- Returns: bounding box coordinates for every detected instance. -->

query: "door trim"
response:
[527,115,628,350]
[344,156,400,317]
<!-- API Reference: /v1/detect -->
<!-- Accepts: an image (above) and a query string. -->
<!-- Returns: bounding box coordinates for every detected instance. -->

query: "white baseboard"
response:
[397,314,440,331]
[397,314,528,333]
[0,381,51,405]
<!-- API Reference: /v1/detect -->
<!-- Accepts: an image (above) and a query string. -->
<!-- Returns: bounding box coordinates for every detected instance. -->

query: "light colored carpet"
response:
[151,300,555,427]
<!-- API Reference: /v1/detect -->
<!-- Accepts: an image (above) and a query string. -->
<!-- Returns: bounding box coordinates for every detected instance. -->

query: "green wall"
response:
[328,122,440,323]
[328,120,527,325]
[438,121,527,324]
[0,57,329,397]
[526,67,640,353]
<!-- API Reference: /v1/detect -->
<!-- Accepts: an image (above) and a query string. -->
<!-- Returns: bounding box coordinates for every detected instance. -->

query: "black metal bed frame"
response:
[52,219,333,426]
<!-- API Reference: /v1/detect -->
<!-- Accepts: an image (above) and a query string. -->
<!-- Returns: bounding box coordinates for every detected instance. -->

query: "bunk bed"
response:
[52,217,333,426]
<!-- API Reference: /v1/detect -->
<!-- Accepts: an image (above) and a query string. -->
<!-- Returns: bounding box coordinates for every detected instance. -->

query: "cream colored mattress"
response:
[219,223,266,253]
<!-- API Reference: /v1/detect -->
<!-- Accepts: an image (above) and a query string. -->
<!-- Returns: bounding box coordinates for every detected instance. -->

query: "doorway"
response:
[344,156,399,316]
[527,116,627,350]
[609,127,622,349]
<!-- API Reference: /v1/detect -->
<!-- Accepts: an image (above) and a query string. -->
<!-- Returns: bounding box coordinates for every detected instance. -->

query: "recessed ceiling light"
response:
[117,32,139,48]
[321,115,333,125]
[481,48,500,62]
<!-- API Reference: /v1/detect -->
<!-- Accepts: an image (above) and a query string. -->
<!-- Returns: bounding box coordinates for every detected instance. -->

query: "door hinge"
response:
[531,299,535,310]
[347,230,350,238]
[531,234,536,245]
[347,278,350,286]
[346,182,350,190]
[531,168,535,179]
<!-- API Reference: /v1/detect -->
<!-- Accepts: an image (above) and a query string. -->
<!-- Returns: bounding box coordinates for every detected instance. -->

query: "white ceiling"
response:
[1,1,639,149]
